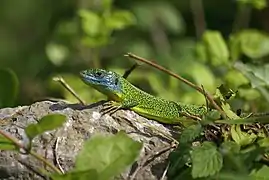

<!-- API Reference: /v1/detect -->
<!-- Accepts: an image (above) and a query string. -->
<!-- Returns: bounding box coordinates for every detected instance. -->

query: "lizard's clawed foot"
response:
[100,101,122,116]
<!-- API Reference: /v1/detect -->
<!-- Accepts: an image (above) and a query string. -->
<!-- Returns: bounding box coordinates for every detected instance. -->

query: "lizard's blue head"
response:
[79,69,122,100]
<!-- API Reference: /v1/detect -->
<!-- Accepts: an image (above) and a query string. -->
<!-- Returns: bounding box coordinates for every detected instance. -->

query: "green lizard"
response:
[79,68,208,125]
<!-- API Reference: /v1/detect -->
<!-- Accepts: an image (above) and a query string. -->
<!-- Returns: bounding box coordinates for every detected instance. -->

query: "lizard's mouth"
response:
[79,71,106,85]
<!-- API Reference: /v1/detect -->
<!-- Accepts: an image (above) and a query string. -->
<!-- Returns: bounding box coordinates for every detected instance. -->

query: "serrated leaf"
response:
[25,114,66,140]
[191,142,223,178]
[0,134,17,150]
[168,143,192,178]
[0,68,19,108]
[250,165,269,179]
[105,10,136,30]
[75,131,142,180]
[231,125,257,146]
[180,124,203,143]
[202,31,229,66]
[51,169,98,180]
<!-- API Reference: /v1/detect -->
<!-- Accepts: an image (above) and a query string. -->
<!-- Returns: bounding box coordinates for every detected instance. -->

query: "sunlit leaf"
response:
[237,0,267,10]
[238,88,260,101]
[224,70,249,89]
[231,125,257,146]
[231,30,269,59]
[187,62,216,92]
[0,68,19,108]
[25,114,66,140]
[257,138,269,147]
[79,10,101,36]
[75,131,142,180]
[202,30,229,66]
[46,43,69,66]
[106,10,136,30]
[191,142,223,178]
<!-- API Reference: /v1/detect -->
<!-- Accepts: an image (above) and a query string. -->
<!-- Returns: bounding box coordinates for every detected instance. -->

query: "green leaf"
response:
[79,10,101,36]
[220,141,240,154]
[180,124,203,143]
[0,134,17,150]
[202,31,229,66]
[214,86,240,120]
[224,70,249,89]
[234,62,269,88]
[229,33,242,61]
[191,142,223,178]
[250,165,269,179]
[133,2,185,33]
[187,62,216,92]
[216,172,253,180]
[51,169,98,180]
[0,68,19,108]
[168,143,192,178]
[215,116,269,124]
[231,125,257,146]
[237,0,267,10]
[236,30,269,59]
[105,10,136,30]
[75,131,142,180]
[257,138,269,147]
[25,114,66,140]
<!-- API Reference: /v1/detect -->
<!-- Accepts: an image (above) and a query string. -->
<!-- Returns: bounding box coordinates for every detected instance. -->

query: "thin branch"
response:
[0,129,62,174]
[129,143,177,180]
[125,53,226,118]
[53,76,85,105]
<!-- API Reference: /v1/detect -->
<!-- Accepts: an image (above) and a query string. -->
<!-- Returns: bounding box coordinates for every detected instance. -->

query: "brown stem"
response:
[125,53,226,118]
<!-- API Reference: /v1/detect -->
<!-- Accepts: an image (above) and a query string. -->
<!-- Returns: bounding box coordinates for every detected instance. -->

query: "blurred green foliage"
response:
[0,0,268,115]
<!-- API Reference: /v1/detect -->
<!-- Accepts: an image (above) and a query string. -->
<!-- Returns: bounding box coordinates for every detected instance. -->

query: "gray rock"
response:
[0,101,179,180]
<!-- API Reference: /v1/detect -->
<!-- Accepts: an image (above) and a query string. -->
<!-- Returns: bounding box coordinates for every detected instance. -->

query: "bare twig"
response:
[54,137,65,174]
[201,85,209,111]
[0,129,62,174]
[125,53,226,118]
[123,63,140,79]
[129,143,177,180]
[53,76,85,105]
[160,162,170,180]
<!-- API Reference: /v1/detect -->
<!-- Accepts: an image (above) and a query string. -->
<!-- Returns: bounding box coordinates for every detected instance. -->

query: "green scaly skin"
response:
[79,68,208,125]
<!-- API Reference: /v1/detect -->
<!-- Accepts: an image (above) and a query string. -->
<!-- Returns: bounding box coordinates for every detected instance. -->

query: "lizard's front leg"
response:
[100,100,138,116]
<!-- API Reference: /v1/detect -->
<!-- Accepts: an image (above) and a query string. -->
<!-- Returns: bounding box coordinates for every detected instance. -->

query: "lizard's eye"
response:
[114,78,119,85]
[95,71,103,77]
